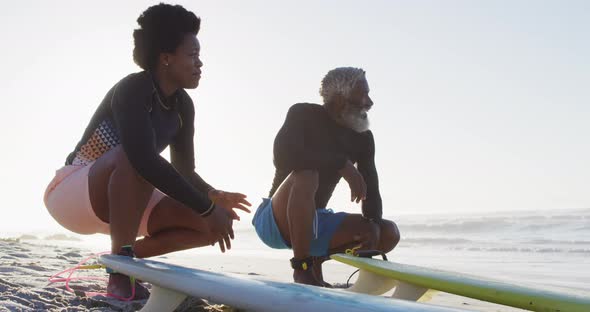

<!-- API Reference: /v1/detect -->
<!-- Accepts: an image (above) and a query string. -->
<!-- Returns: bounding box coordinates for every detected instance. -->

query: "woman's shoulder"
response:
[114,71,152,94]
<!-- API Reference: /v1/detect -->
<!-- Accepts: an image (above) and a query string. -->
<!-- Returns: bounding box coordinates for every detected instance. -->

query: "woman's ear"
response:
[159,53,171,67]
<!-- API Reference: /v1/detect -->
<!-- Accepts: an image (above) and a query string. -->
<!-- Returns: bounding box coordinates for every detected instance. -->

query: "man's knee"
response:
[368,221,381,247]
[291,170,319,194]
[379,220,401,253]
[355,219,380,249]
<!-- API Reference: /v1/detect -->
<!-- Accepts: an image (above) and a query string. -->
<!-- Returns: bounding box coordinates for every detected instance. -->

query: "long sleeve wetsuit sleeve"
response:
[357,131,383,220]
[170,97,215,195]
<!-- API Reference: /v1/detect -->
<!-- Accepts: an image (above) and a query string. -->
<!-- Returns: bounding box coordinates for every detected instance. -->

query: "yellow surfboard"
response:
[331,253,590,312]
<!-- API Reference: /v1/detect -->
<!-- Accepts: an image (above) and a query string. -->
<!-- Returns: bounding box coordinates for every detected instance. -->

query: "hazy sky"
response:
[0,0,588,233]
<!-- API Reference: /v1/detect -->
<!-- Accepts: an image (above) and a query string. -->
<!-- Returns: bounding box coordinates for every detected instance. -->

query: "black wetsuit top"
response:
[66,71,214,215]
[269,103,382,220]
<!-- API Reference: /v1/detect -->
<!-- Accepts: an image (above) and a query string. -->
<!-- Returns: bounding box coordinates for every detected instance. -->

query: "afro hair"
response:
[133,3,201,70]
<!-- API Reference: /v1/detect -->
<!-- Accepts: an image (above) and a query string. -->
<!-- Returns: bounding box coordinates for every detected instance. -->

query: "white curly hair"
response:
[319,67,366,104]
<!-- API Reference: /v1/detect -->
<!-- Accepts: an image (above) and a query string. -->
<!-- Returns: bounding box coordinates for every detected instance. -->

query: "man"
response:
[252,67,400,286]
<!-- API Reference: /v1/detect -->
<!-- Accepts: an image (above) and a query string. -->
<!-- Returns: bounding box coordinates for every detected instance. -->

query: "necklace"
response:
[153,89,171,110]
[151,81,177,111]
[147,72,176,111]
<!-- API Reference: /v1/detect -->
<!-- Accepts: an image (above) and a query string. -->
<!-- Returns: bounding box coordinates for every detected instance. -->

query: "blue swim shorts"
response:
[251,198,348,256]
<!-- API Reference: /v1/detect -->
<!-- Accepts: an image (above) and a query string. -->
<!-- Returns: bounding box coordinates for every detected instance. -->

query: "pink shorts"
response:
[43,161,165,236]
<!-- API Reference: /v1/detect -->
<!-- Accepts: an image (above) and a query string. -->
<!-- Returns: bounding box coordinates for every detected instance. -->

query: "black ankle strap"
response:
[117,245,135,257]
[290,256,313,271]
[106,245,135,274]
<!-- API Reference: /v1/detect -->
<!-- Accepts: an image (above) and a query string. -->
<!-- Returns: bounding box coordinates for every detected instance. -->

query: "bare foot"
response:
[107,273,150,300]
[293,269,323,286]
[312,256,333,288]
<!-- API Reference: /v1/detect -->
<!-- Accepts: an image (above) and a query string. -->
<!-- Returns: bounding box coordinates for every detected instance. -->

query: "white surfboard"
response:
[99,255,467,312]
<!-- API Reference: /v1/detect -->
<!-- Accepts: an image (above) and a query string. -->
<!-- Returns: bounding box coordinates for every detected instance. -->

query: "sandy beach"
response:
[2,210,589,311]
[0,235,541,312]
[0,238,231,312]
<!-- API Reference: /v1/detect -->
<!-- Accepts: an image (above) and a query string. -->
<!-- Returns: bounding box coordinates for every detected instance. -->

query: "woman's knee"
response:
[111,147,138,175]
[109,146,152,188]
[379,220,401,253]
[88,146,154,217]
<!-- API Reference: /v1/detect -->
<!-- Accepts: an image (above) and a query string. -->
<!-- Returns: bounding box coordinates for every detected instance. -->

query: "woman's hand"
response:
[208,189,252,221]
[204,206,234,253]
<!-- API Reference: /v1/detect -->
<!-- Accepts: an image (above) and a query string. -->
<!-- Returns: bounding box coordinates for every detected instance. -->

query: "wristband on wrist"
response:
[200,200,216,217]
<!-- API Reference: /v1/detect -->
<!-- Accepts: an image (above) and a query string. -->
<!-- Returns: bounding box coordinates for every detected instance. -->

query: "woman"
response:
[43,3,251,299]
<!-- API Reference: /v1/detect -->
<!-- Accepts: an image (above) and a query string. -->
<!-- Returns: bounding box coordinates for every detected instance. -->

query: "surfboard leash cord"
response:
[345,249,388,288]
[48,251,138,301]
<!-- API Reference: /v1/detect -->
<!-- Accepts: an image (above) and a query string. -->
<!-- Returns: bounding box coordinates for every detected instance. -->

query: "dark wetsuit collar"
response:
[147,71,180,110]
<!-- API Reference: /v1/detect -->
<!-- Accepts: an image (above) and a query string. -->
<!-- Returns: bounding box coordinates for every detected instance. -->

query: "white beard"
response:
[339,107,370,133]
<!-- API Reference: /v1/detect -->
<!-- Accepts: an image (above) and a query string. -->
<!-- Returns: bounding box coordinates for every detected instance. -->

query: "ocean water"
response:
[396,208,590,253]
[388,208,590,294]
[6,208,590,297]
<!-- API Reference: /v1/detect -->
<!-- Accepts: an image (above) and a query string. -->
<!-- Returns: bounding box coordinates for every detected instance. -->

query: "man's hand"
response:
[204,205,234,253]
[208,189,252,221]
[338,160,367,203]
